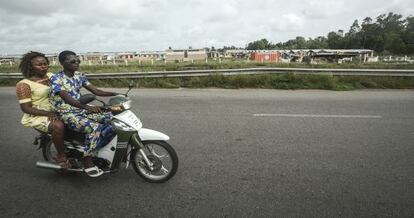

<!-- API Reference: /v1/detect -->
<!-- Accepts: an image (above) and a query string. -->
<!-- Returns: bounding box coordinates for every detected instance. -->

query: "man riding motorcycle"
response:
[49,50,120,177]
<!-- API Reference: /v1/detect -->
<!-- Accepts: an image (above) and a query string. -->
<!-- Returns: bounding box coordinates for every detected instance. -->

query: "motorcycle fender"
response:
[37,134,51,150]
[138,128,170,141]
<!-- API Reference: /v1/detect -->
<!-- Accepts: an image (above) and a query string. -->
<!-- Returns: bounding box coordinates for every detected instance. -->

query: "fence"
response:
[1,68,414,79]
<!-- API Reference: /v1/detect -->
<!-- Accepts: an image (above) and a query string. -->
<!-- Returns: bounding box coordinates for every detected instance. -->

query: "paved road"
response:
[0,88,413,217]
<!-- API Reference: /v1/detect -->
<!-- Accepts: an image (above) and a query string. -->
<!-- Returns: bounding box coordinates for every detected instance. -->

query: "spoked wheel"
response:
[131,140,178,183]
[42,140,56,162]
[42,140,78,174]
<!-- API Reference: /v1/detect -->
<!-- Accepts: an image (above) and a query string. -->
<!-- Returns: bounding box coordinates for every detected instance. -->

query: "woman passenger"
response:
[15,51,70,169]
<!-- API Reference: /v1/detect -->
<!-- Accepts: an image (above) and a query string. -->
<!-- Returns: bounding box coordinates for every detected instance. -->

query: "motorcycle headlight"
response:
[121,100,132,110]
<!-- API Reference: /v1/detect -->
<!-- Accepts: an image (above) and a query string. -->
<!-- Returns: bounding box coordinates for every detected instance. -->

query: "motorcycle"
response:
[34,82,178,183]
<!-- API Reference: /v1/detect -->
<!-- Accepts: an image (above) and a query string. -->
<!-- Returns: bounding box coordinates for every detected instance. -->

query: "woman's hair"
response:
[19,51,49,78]
[58,50,77,63]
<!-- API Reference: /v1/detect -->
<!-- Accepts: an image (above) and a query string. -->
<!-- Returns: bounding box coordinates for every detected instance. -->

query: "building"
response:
[134,51,166,61]
[308,49,374,63]
[223,49,249,59]
[165,48,207,61]
[250,50,281,62]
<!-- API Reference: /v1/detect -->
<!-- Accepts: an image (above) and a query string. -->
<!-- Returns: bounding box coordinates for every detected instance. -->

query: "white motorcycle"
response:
[35,83,178,183]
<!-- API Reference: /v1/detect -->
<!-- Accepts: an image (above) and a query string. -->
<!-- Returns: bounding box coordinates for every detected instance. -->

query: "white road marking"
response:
[253,114,382,119]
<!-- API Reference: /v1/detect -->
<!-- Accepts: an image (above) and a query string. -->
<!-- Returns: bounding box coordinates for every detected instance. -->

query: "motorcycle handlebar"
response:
[99,105,123,113]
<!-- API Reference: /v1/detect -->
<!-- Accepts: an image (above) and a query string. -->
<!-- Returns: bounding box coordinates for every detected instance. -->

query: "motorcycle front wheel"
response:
[131,140,178,183]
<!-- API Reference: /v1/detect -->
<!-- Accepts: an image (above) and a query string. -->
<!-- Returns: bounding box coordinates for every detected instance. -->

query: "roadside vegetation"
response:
[1,61,413,90]
[87,74,414,90]
[1,59,414,74]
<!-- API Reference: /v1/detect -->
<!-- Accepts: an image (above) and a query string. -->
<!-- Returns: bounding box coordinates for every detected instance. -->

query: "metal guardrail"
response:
[1,67,414,79]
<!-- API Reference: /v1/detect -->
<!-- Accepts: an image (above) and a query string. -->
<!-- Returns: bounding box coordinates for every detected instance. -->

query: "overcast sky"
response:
[0,0,413,54]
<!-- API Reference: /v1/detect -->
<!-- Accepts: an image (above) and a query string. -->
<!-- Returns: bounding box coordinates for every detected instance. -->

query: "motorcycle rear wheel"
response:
[42,140,56,162]
[131,140,178,183]
[42,140,78,174]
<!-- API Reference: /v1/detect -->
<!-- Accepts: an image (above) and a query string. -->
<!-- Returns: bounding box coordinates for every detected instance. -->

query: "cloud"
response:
[302,0,345,19]
[205,2,240,23]
[0,0,413,54]
[383,0,414,16]
[0,0,59,16]
[269,13,305,32]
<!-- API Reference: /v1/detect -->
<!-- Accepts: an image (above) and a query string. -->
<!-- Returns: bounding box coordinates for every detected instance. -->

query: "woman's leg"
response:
[49,119,65,156]
[48,119,70,169]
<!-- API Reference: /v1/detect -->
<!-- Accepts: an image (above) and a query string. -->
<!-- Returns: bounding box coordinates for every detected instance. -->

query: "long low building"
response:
[247,49,375,63]
[0,49,385,65]
[165,48,207,61]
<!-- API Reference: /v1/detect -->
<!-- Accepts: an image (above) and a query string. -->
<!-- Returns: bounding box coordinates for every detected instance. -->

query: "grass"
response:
[1,59,414,74]
[88,73,414,90]
[2,73,413,90]
[1,60,413,90]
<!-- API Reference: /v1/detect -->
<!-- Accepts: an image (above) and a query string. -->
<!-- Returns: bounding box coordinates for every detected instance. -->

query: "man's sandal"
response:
[84,166,104,177]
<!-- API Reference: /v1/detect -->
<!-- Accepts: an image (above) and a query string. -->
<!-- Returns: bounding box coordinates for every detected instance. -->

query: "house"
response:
[165,48,207,61]
[309,49,374,63]
[134,51,166,61]
[223,49,249,59]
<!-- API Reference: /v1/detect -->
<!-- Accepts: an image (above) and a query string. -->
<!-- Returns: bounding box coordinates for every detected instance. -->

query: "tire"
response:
[41,139,77,174]
[42,139,55,162]
[131,140,178,183]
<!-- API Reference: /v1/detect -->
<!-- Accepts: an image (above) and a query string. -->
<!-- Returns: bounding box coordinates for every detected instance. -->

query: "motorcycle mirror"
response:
[79,94,96,105]
[128,80,135,88]
[125,80,135,96]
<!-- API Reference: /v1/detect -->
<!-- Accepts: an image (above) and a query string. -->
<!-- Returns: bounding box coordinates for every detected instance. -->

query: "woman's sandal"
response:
[84,166,104,177]
[55,154,71,170]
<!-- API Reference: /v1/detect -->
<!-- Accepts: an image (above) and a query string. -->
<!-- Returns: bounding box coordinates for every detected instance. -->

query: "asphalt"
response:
[0,88,413,217]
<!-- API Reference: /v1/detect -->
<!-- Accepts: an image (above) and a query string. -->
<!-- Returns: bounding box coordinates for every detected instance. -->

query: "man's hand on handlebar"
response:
[110,105,123,112]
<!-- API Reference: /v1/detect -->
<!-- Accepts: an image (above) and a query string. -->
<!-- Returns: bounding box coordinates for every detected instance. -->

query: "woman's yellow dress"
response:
[16,75,53,133]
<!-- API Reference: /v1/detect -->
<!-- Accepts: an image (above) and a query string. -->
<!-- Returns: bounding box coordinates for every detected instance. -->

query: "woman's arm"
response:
[19,103,56,117]
[84,84,118,97]
[16,83,57,118]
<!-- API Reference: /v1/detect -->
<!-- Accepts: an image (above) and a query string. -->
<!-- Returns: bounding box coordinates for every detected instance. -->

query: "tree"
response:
[384,32,406,53]
[327,31,344,49]
[307,36,328,49]
[360,17,384,51]
[403,16,414,54]
[244,12,414,54]
[345,20,363,48]
[349,20,361,34]
[246,38,271,50]
[294,36,307,49]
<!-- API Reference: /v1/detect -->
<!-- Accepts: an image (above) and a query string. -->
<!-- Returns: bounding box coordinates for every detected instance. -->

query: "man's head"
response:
[59,50,80,72]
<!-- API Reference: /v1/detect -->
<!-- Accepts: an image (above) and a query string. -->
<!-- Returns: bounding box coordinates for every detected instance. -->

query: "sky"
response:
[0,0,413,55]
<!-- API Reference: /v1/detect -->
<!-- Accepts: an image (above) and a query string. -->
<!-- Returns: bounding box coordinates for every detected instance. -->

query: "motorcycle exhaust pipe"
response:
[36,161,87,172]
[36,161,62,170]
[36,161,111,173]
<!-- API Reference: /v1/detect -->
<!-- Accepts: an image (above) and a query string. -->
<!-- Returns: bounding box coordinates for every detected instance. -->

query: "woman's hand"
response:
[47,112,60,122]
[84,105,102,113]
